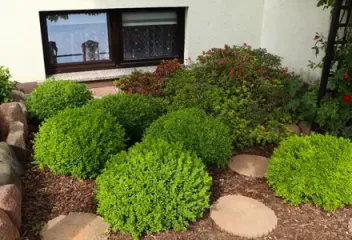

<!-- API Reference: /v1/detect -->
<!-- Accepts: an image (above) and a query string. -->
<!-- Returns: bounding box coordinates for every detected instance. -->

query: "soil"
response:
[20,126,352,240]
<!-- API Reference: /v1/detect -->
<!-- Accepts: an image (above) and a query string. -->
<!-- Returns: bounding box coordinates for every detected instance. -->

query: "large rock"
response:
[17,102,28,117]
[11,90,26,103]
[0,208,19,240]
[228,154,270,178]
[210,195,277,238]
[6,121,27,150]
[41,212,110,240]
[0,102,28,141]
[0,184,21,229]
[284,124,301,135]
[0,142,24,176]
[0,161,21,191]
[298,121,311,136]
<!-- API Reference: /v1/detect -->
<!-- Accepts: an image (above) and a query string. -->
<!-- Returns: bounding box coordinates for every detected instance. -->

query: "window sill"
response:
[46,66,157,82]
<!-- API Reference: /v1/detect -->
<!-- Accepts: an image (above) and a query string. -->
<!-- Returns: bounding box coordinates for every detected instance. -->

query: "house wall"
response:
[261,0,331,80]
[0,0,264,82]
[0,0,332,83]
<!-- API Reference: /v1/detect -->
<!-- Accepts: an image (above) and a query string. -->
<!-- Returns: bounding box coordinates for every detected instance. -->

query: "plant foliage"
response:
[164,45,293,150]
[144,108,232,167]
[88,93,167,145]
[114,59,180,96]
[26,80,93,120]
[0,66,14,104]
[287,38,352,137]
[33,106,126,179]
[96,139,212,239]
[266,134,352,211]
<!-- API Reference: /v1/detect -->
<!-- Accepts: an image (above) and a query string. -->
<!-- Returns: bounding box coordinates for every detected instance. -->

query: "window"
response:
[40,8,185,74]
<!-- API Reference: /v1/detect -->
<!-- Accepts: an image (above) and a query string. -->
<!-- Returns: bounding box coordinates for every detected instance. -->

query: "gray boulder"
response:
[0,142,24,176]
[0,161,21,191]
[11,90,26,103]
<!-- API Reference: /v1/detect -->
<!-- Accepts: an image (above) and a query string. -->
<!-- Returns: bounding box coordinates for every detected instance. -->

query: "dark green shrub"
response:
[26,80,93,120]
[164,67,291,150]
[96,139,212,239]
[88,93,167,145]
[33,106,125,179]
[0,66,14,103]
[144,108,232,167]
[162,45,296,151]
[266,134,352,211]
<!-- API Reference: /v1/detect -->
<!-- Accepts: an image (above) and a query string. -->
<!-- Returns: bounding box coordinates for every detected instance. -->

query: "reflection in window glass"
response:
[46,13,110,64]
[122,11,178,60]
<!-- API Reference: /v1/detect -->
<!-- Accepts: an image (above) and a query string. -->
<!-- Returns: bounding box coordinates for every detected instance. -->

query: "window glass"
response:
[122,11,178,60]
[46,13,110,64]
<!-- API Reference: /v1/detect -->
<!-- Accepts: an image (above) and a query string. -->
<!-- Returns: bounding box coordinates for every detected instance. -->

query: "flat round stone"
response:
[210,195,277,238]
[228,154,269,178]
[41,212,110,240]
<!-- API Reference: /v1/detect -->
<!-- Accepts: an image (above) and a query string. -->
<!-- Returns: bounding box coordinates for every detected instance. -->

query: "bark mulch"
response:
[20,128,352,240]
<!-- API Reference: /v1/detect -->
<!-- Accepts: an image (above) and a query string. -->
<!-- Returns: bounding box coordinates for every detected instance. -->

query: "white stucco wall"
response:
[261,0,331,80]
[0,0,264,82]
[0,0,332,83]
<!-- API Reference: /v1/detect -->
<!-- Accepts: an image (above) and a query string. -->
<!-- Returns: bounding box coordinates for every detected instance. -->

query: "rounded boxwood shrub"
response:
[96,139,212,239]
[266,134,352,211]
[33,106,126,179]
[26,80,93,120]
[88,93,166,145]
[143,108,232,167]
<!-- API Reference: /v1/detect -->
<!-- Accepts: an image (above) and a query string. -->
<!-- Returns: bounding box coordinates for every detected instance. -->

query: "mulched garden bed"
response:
[20,125,352,240]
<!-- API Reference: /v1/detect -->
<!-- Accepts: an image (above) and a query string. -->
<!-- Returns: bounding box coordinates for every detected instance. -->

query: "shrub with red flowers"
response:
[164,45,293,150]
[286,35,352,137]
[114,59,180,96]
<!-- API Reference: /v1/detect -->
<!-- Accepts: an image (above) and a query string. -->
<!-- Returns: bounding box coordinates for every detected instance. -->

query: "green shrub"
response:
[0,66,14,103]
[96,139,212,239]
[144,108,232,167]
[26,80,93,120]
[164,66,291,150]
[266,134,352,211]
[33,106,125,179]
[88,93,167,145]
[162,45,295,151]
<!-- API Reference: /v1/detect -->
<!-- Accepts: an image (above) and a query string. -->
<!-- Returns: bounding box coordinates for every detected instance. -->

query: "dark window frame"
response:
[40,8,185,74]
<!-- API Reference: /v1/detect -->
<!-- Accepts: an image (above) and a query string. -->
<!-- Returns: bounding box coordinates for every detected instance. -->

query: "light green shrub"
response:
[26,80,92,120]
[266,134,352,211]
[96,139,212,239]
[33,106,125,178]
[144,108,232,167]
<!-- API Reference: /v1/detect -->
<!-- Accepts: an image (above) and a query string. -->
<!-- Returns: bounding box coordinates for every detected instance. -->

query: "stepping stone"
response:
[210,195,277,238]
[41,212,110,240]
[228,154,269,178]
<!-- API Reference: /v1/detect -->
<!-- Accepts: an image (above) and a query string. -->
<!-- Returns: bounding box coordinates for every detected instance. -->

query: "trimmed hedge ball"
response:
[96,139,212,239]
[144,108,233,167]
[88,93,166,145]
[26,80,92,120]
[266,134,352,211]
[33,106,126,179]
